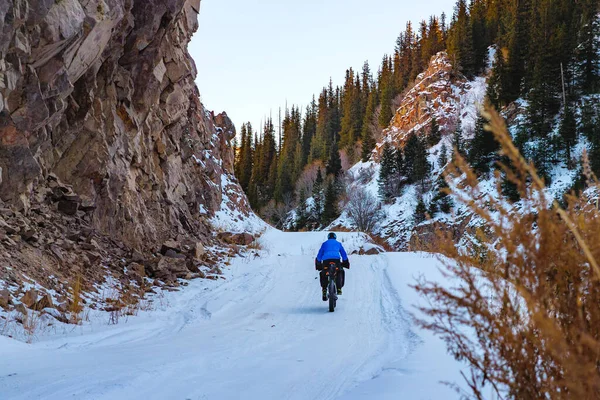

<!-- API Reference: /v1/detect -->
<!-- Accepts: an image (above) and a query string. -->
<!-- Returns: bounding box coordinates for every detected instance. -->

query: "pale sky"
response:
[190,0,456,134]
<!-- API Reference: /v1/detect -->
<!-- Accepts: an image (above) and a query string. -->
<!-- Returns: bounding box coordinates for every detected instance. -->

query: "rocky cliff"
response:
[373,52,485,159]
[0,0,254,314]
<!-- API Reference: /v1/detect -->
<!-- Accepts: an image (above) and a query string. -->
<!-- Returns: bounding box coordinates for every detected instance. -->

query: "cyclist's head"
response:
[327,232,337,240]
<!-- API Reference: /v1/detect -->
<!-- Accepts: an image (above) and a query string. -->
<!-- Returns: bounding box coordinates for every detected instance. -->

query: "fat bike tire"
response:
[328,282,336,312]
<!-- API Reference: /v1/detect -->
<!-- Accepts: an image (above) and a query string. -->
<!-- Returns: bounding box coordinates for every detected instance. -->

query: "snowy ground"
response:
[0,230,468,400]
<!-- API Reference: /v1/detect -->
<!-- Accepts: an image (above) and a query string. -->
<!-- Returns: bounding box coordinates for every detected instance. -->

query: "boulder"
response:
[57,199,79,215]
[127,262,146,284]
[364,247,382,255]
[129,262,146,277]
[62,193,81,202]
[81,239,100,251]
[217,232,254,246]
[34,292,54,310]
[191,242,205,260]
[164,249,186,259]
[21,229,38,242]
[0,289,10,309]
[20,288,37,308]
[51,186,70,201]
[148,257,189,281]
[235,233,255,246]
[160,240,181,255]
[0,220,17,235]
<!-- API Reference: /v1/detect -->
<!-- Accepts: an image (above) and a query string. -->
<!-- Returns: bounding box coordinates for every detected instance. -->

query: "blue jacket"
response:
[316,239,348,262]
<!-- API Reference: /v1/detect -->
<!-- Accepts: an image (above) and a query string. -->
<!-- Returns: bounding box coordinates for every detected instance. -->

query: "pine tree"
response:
[404,132,419,183]
[310,88,329,162]
[438,142,449,170]
[340,68,359,149]
[295,188,308,231]
[501,153,521,203]
[486,49,509,109]
[447,0,475,77]
[361,90,378,162]
[396,146,406,178]
[531,140,551,183]
[411,21,427,80]
[504,0,530,103]
[577,0,600,94]
[326,142,342,178]
[322,179,339,225]
[378,74,394,128]
[400,21,416,87]
[378,142,398,202]
[470,0,489,75]
[239,123,254,192]
[581,102,600,175]
[427,116,441,146]
[468,113,499,174]
[451,119,466,162]
[580,101,597,141]
[433,143,452,213]
[526,0,565,139]
[311,168,324,224]
[234,125,244,182]
[414,198,427,224]
[414,136,431,191]
[405,132,431,190]
[275,107,301,202]
[560,105,577,162]
[590,133,600,177]
[302,98,317,166]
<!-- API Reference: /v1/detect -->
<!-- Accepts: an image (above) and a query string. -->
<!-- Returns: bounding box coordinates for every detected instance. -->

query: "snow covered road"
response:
[0,231,466,399]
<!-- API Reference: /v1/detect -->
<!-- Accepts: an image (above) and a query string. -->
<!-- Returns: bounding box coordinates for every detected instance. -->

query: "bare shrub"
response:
[261,194,294,229]
[415,107,600,399]
[295,161,325,196]
[355,165,375,185]
[345,186,383,233]
[15,308,41,343]
[340,141,362,170]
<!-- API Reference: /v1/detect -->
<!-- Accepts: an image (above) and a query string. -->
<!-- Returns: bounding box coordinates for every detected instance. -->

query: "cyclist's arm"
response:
[339,243,348,261]
[316,244,325,262]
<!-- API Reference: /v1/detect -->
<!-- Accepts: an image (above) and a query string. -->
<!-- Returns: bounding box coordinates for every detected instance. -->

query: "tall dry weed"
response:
[69,275,83,324]
[415,107,600,399]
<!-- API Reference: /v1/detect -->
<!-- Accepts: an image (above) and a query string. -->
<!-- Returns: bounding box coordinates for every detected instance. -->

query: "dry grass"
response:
[68,275,84,324]
[414,107,600,399]
[246,238,263,251]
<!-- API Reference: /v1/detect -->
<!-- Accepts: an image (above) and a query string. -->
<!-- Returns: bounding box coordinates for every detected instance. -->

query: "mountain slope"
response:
[0,230,466,399]
[332,52,488,249]
[0,0,256,316]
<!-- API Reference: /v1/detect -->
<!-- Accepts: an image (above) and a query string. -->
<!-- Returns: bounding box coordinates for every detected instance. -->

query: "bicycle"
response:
[323,261,340,312]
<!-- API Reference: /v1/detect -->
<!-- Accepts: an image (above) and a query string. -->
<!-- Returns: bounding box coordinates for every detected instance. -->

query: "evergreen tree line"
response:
[235,0,600,226]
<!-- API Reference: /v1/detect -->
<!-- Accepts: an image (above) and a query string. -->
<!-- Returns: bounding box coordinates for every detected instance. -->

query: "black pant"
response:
[319,259,345,289]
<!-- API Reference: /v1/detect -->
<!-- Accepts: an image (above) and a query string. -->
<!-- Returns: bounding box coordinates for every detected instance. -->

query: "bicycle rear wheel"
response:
[328,280,336,312]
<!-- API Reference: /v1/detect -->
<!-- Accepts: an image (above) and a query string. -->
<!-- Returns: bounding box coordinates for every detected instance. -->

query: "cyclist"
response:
[315,233,350,301]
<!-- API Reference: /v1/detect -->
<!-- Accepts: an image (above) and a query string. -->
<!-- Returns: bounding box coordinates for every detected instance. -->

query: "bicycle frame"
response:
[323,262,339,311]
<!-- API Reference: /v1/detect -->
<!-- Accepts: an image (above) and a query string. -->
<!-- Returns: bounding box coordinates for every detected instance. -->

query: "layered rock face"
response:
[0,0,242,247]
[0,0,253,302]
[373,52,472,159]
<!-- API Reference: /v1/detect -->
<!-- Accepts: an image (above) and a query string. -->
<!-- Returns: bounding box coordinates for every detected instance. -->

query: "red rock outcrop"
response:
[373,52,474,159]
